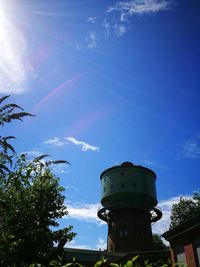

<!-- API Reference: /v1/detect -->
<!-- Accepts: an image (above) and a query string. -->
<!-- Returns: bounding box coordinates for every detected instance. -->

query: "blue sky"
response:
[0,0,200,249]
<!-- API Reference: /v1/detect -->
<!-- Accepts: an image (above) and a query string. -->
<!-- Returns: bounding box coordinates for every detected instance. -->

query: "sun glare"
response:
[0,3,27,93]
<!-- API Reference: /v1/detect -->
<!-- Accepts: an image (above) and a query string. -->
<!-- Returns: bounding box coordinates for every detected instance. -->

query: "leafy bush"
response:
[0,96,76,266]
[28,255,187,267]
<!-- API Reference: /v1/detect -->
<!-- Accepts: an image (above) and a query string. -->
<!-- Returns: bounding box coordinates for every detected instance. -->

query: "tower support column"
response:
[107,208,153,252]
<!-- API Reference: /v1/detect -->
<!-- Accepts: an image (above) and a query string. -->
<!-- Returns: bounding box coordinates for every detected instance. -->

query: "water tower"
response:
[97,162,162,252]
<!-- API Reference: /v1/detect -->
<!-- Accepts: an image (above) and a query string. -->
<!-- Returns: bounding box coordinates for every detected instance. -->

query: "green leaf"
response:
[131,255,139,262]
[0,95,10,104]
[0,164,11,173]
[126,261,133,267]
[110,263,120,267]
[0,103,23,113]
[45,160,70,166]
[33,154,50,161]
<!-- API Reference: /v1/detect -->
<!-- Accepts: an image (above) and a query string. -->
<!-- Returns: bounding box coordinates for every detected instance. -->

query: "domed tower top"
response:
[100,161,157,210]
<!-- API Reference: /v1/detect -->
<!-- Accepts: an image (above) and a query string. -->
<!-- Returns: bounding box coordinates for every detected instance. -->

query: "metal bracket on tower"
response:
[97,207,110,222]
[150,207,162,223]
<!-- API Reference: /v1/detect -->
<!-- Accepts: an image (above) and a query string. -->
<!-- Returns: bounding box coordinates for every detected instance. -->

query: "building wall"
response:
[194,237,200,266]
[184,243,197,267]
[165,225,200,267]
[107,208,153,252]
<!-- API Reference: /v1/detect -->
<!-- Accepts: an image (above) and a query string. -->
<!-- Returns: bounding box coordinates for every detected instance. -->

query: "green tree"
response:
[169,191,200,229]
[0,96,76,266]
[152,233,167,250]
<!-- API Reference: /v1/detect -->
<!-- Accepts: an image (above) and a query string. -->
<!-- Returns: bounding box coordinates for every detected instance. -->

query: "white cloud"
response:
[22,150,42,158]
[65,202,104,225]
[0,2,32,94]
[44,137,66,147]
[88,17,97,24]
[102,19,111,39]
[114,24,127,37]
[108,0,171,17]
[44,136,99,152]
[84,0,173,46]
[85,31,97,48]
[65,234,106,251]
[65,194,192,238]
[96,238,107,251]
[142,159,166,169]
[22,149,69,174]
[65,186,79,193]
[66,137,99,152]
[181,139,200,159]
[66,244,94,250]
[65,239,94,250]
[102,0,172,38]
[143,160,154,166]
[51,163,70,174]
[63,195,194,248]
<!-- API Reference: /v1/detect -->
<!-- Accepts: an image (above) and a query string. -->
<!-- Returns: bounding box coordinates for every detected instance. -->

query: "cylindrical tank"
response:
[98,162,162,253]
[100,162,157,210]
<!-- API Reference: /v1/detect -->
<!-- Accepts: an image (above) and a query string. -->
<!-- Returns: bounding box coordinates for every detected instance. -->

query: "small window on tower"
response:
[110,184,113,190]
[104,187,106,192]
[121,183,125,188]
[124,229,128,237]
[119,228,128,238]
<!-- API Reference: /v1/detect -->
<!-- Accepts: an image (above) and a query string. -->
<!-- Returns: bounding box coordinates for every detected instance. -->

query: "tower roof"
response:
[100,162,156,179]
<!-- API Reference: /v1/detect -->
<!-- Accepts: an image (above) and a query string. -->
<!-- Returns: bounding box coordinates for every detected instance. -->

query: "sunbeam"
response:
[0,2,28,94]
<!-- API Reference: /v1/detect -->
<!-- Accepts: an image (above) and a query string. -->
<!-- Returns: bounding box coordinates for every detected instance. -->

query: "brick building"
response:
[163,213,200,267]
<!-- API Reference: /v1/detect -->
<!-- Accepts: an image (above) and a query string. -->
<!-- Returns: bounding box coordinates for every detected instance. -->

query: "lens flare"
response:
[0,3,27,94]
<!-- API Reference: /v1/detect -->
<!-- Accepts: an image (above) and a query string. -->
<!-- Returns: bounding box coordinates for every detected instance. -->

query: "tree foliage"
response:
[152,234,167,250]
[0,96,76,266]
[169,191,200,229]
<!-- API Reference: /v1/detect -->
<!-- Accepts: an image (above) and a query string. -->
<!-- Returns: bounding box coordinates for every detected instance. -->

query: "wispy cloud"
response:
[0,3,32,94]
[65,194,192,237]
[65,186,79,193]
[65,239,93,250]
[114,23,128,37]
[102,19,111,39]
[88,17,97,24]
[142,159,166,169]
[84,0,172,45]
[22,150,42,158]
[44,136,99,152]
[181,137,200,159]
[96,238,107,251]
[106,0,172,37]
[44,137,67,146]
[108,0,172,16]
[66,137,99,152]
[65,236,106,251]
[51,163,70,174]
[64,195,193,247]
[65,202,103,225]
[22,149,69,174]
[85,31,97,48]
